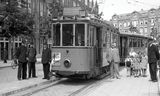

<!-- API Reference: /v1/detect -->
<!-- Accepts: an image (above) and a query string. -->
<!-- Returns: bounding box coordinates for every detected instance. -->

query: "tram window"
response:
[90,26,95,46]
[138,39,141,47]
[129,38,133,47]
[53,24,60,46]
[62,24,73,46]
[133,39,137,47]
[75,24,85,46]
[141,40,144,47]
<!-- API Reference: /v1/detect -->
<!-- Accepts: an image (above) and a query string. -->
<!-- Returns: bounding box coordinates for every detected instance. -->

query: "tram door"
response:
[96,28,102,67]
[120,36,127,63]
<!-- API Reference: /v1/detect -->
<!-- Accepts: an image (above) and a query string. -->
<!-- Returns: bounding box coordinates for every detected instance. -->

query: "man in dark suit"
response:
[28,42,37,78]
[41,43,51,80]
[15,40,28,80]
[148,39,159,82]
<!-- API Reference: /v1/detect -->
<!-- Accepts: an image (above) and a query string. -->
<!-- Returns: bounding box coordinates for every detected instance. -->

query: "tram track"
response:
[68,75,111,96]
[10,78,66,96]
[9,68,124,96]
[9,74,110,96]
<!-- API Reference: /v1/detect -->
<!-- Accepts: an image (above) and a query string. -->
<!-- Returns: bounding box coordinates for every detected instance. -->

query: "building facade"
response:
[111,8,160,38]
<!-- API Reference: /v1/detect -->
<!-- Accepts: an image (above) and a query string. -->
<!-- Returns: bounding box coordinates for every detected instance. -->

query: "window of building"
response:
[144,20,148,25]
[151,19,154,25]
[119,23,122,27]
[140,20,143,25]
[158,18,160,22]
[139,28,143,34]
[132,21,138,27]
[127,22,130,27]
[124,22,127,27]
[144,27,147,34]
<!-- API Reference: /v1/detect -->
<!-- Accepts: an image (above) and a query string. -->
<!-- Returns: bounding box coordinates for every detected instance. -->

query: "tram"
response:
[50,16,119,79]
[119,32,151,64]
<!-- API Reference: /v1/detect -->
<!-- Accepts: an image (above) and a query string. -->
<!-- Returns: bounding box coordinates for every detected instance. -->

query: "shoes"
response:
[116,76,121,79]
[149,79,158,82]
[110,76,115,79]
[22,78,28,80]
[47,77,50,80]
[42,77,47,79]
[152,80,158,82]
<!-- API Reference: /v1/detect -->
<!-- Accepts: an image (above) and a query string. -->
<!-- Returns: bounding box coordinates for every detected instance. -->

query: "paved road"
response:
[30,68,160,96]
[0,64,43,84]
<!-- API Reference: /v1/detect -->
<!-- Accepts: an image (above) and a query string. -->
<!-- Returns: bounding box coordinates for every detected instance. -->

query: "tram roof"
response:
[120,32,152,39]
[51,17,112,28]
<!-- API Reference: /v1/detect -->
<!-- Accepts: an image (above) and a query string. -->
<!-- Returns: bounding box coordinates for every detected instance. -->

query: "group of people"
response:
[125,39,160,82]
[15,40,51,80]
[107,38,160,83]
[125,48,148,77]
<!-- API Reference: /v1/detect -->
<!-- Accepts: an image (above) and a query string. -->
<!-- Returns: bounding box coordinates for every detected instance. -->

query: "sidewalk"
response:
[0,58,41,68]
[0,63,160,96]
[0,58,57,96]
[76,67,160,96]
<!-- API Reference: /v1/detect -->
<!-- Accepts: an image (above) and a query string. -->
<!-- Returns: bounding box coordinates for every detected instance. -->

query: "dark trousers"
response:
[4,59,7,63]
[149,62,157,81]
[17,62,27,80]
[28,62,36,78]
[43,63,50,79]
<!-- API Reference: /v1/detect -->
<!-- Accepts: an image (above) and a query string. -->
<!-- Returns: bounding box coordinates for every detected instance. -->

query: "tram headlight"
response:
[64,59,71,68]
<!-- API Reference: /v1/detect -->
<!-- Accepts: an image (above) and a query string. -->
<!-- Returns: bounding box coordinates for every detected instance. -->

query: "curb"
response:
[1,78,57,96]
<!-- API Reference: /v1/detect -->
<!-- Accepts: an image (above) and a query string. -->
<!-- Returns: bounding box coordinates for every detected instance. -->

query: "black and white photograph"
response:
[0,0,160,96]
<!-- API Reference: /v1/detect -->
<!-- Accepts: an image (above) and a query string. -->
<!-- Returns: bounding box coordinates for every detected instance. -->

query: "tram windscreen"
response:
[75,24,85,46]
[62,24,73,46]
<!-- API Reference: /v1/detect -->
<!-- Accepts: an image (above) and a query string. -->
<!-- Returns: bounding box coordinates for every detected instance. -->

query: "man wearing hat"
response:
[148,39,159,82]
[28,42,37,78]
[41,42,51,80]
[15,39,28,80]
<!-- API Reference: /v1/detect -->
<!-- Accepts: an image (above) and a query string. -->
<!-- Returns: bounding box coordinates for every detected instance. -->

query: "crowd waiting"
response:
[14,39,51,80]
[125,39,160,82]
[125,48,148,77]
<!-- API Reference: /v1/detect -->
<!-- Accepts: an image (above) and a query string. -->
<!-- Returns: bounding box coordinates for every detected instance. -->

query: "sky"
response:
[98,0,160,20]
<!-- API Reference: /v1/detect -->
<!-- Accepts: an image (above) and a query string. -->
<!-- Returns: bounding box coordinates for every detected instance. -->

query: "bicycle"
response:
[11,59,18,69]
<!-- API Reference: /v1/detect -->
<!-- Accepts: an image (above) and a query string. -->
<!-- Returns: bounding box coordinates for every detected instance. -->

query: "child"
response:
[132,56,140,77]
[125,56,132,77]
[141,53,148,77]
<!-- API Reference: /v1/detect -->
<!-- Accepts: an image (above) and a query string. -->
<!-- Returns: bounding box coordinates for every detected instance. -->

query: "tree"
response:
[0,0,35,59]
[0,0,35,38]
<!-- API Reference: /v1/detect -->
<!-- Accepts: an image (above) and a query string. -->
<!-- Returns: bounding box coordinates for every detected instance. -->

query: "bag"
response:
[126,61,131,67]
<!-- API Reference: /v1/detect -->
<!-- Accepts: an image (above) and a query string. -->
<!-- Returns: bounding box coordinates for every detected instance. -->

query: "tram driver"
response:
[63,30,73,46]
